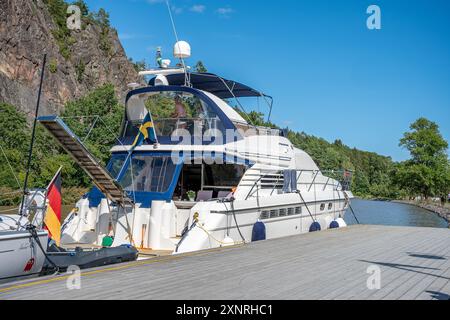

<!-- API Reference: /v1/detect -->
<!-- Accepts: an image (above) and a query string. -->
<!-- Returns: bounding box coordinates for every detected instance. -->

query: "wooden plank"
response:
[0,225,449,300]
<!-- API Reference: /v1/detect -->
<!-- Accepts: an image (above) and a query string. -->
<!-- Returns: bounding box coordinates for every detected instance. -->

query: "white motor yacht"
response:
[40,42,353,256]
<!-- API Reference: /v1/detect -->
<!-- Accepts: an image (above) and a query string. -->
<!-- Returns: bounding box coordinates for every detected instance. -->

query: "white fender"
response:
[335,218,347,228]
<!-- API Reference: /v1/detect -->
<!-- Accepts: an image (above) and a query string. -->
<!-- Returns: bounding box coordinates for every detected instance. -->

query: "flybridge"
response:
[38,116,132,207]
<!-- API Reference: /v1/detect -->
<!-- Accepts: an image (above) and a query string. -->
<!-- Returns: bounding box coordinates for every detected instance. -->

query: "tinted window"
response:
[120,156,177,193]
[203,164,245,187]
[108,154,127,179]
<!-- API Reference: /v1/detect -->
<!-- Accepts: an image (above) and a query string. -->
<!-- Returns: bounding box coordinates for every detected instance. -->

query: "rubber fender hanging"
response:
[252,221,266,242]
[309,221,321,232]
[330,220,340,229]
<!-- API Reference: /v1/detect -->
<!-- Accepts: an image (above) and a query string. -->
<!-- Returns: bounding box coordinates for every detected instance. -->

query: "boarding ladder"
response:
[38,116,132,207]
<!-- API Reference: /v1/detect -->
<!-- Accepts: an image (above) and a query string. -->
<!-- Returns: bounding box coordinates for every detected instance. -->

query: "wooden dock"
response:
[0,225,449,300]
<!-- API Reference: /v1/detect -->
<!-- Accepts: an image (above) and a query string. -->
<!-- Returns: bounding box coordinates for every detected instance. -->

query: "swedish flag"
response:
[131,112,157,149]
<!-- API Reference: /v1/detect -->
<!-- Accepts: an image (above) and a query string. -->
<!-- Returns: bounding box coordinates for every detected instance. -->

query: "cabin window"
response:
[320,203,326,211]
[108,154,127,179]
[173,162,246,201]
[120,155,177,193]
[203,164,246,188]
[328,203,333,210]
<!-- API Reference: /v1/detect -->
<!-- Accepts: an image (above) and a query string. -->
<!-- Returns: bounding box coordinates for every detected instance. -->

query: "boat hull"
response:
[61,192,350,255]
[0,230,48,284]
[175,195,349,254]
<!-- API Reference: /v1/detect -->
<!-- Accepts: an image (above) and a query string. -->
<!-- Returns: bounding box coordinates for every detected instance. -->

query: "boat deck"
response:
[0,225,449,300]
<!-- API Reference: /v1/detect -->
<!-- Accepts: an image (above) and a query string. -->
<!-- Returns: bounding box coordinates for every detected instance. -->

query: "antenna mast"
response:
[165,0,190,86]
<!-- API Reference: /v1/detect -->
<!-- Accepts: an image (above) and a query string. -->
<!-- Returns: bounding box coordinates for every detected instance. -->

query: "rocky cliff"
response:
[0,0,139,118]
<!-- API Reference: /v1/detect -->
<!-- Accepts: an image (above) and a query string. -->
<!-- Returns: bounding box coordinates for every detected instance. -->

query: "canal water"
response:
[1,200,448,228]
[345,198,448,228]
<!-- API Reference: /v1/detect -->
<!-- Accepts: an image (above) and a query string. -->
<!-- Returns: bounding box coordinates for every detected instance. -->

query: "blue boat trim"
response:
[87,151,252,209]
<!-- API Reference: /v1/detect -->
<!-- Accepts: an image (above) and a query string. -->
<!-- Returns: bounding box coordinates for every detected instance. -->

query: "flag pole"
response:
[19,53,47,218]
[116,111,157,180]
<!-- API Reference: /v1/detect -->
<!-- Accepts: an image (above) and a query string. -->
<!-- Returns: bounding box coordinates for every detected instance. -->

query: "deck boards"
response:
[0,225,449,300]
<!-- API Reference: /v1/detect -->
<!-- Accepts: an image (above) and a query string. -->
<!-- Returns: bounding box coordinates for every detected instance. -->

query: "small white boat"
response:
[0,216,48,284]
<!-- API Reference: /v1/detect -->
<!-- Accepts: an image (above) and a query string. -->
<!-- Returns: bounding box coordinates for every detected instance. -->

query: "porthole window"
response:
[320,203,325,211]
[328,203,333,210]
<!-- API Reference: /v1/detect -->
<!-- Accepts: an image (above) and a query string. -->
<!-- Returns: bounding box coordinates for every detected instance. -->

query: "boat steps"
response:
[38,116,132,207]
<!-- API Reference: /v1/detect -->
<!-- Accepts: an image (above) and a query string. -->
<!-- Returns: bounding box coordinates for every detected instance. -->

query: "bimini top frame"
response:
[148,72,273,100]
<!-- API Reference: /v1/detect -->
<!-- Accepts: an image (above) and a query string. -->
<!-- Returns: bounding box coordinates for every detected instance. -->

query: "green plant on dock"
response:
[187,191,196,201]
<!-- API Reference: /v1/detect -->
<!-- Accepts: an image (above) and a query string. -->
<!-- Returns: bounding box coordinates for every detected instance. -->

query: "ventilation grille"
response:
[260,206,302,220]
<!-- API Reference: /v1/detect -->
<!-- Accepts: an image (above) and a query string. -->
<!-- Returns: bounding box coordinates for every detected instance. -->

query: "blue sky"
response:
[85,0,450,161]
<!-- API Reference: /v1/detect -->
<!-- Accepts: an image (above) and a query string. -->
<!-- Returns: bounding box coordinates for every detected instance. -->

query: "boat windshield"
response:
[109,154,179,194]
[124,91,224,139]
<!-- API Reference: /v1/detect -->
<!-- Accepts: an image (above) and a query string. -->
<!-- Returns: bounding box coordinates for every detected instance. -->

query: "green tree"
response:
[43,0,76,59]
[0,85,125,205]
[0,103,30,191]
[94,8,110,29]
[194,61,208,73]
[131,59,147,72]
[62,84,124,165]
[72,0,89,16]
[395,118,450,199]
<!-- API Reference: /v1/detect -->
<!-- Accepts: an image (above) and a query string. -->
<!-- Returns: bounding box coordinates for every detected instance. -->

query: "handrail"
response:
[270,172,283,196]
[245,174,264,200]
[243,168,353,200]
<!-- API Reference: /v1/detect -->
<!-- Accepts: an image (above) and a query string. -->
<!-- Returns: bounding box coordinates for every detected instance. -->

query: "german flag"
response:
[44,168,62,246]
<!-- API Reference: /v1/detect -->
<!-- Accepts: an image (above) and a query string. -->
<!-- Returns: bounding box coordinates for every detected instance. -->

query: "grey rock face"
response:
[0,0,139,119]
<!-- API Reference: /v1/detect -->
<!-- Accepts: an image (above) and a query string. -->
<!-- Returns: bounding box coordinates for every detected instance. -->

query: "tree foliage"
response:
[395,118,450,199]
[194,61,208,73]
[42,0,112,58]
[130,59,147,72]
[62,84,123,165]
[0,84,123,205]
[232,110,402,199]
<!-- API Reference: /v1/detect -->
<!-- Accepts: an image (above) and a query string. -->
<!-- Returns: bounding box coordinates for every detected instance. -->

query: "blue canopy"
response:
[148,72,270,99]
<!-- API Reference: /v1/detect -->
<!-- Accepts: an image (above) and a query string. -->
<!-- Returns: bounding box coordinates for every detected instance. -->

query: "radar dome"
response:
[174,41,191,59]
